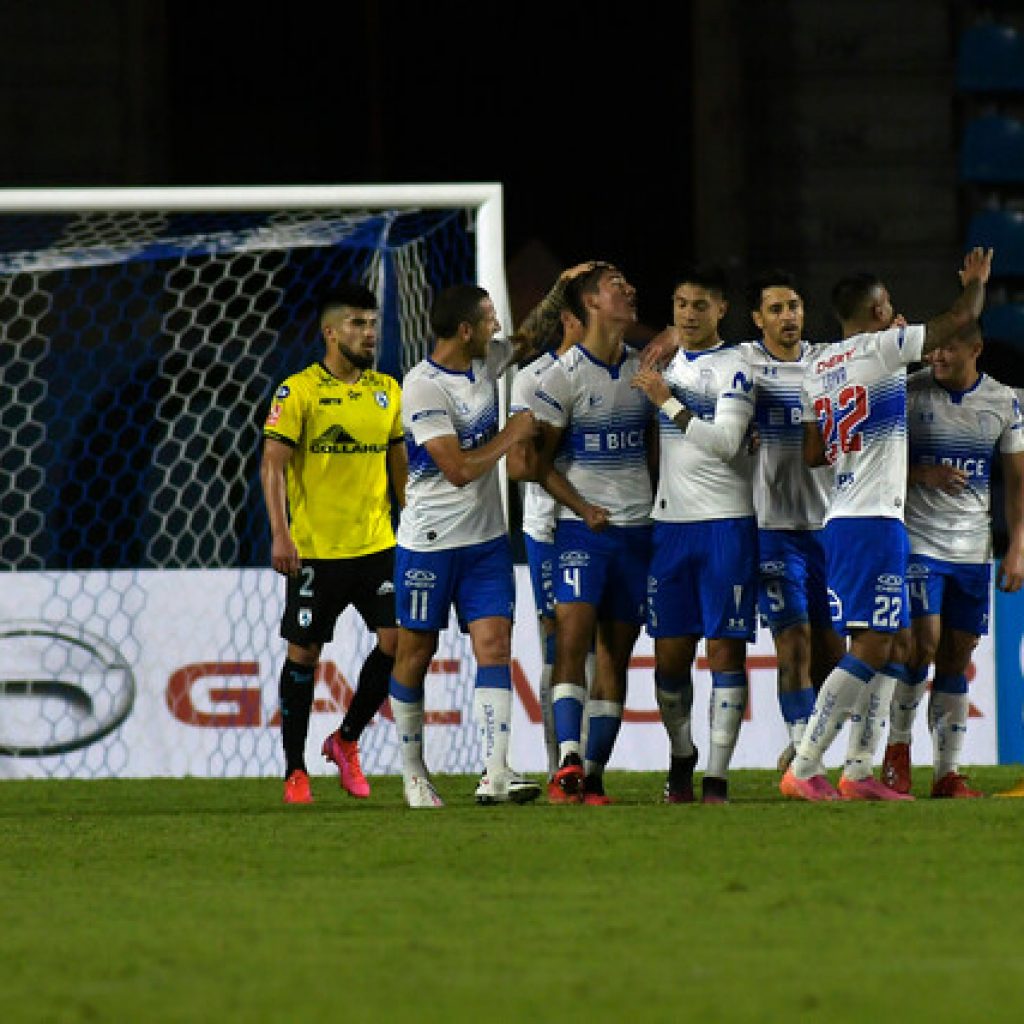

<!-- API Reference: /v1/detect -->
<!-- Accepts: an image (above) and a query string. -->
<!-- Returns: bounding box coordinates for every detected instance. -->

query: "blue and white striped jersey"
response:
[654,344,755,522]
[533,343,653,526]
[906,368,1024,562]
[739,340,832,530]
[511,352,559,544]
[801,325,925,522]
[397,337,513,551]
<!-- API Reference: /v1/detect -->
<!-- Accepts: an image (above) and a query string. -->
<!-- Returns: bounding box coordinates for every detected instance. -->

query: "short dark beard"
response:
[340,343,373,370]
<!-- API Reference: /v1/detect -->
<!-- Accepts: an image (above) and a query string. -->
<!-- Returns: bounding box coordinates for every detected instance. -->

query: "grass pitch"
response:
[3,768,1023,1024]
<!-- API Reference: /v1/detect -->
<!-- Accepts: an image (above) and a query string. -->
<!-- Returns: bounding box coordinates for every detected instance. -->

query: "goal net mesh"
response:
[0,205,489,779]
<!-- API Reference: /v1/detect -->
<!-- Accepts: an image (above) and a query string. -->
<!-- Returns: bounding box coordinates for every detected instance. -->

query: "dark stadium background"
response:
[0,0,1020,552]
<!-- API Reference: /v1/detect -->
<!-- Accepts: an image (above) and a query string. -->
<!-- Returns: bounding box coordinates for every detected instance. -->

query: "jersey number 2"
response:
[814,385,869,464]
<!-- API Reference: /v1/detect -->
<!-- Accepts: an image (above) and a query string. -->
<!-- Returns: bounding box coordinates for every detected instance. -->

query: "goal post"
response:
[0,183,512,780]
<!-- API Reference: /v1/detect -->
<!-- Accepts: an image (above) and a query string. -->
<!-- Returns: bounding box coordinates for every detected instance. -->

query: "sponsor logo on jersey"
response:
[310,424,388,455]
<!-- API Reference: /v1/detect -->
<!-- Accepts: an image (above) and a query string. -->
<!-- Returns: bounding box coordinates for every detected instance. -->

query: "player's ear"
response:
[751,309,764,331]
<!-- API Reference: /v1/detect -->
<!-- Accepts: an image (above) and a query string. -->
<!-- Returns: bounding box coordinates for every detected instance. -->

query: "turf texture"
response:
[2,768,1023,1023]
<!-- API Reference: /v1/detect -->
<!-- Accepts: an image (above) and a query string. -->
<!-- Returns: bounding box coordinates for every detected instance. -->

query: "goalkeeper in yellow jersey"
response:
[261,283,407,804]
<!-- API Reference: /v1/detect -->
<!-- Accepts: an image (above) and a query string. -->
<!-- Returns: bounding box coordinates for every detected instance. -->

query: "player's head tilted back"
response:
[830,272,895,335]
[749,268,804,353]
[318,283,380,369]
[671,264,729,350]
[562,262,618,328]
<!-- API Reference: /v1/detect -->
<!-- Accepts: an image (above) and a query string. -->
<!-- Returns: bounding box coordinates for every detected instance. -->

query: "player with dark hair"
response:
[881,321,1024,797]
[388,273,578,808]
[781,247,994,802]
[506,305,590,796]
[742,271,846,766]
[529,263,655,804]
[632,265,757,804]
[262,281,407,805]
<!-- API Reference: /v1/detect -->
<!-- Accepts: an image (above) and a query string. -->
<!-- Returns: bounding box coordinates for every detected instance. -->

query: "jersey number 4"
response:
[814,385,869,464]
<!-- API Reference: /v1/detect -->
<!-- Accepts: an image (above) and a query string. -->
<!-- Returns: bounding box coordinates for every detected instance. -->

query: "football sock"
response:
[929,672,969,778]
[888,665,929,744]
[279,658,314,776]
[388,676,426,777]
[474,665,513,778]
[539,632,558,778]
[340,646,394,742]
[843,662,904,781]
[706,670,747,779]
[655,670,696,758]
[583,699,624,778]
[779,685,815,748]
[552,681,586,764]
[792,654,874,780]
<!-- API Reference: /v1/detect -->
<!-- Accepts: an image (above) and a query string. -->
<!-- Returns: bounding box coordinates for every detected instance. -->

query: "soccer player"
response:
[261,283,407,805]
[632,266,757,804]
[741,272,846,766]
[507,307,590,797]
[780,246,994,802]
[387,276,571,809]
[881,322,1024,797]
[530,263,654,805]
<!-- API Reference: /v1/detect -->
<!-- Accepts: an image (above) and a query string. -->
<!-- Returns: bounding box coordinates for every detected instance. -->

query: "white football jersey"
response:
[739,340,833,530]
[653,344,755,523]
[511,352,559,544]
[532,343,653,526]
[906,368,1024,562]
[397,337,514,551]
[802,324,925,522]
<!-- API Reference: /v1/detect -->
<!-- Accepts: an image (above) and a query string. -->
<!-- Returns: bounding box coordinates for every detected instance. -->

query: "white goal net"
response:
[0,185,512,779]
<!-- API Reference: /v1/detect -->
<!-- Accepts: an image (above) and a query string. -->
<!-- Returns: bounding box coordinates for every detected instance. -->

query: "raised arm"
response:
[922,247,992,356]
[510,262,600,364]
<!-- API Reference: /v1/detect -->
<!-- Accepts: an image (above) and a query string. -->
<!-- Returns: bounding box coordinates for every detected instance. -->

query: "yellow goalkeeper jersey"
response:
[264,362,403,559]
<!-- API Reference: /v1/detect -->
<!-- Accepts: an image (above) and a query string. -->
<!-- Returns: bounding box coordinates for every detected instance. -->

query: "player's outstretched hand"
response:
[632,366,673,406]
[959,246,993,288]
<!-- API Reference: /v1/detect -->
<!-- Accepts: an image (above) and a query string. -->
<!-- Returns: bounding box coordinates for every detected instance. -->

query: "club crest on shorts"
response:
[298,608,313,629]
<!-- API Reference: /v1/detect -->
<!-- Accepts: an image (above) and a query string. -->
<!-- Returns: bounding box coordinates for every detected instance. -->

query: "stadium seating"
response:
[967,209,1024,275]
[983,303,1024,347]
[956,23,1024,93]
[960,115,1024,183]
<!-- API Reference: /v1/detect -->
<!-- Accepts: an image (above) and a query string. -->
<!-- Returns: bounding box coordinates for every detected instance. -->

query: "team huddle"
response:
[262,248,1024,808]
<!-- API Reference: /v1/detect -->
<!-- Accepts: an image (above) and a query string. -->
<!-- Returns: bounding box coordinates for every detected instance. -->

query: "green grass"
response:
[3,768,1024,1024]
